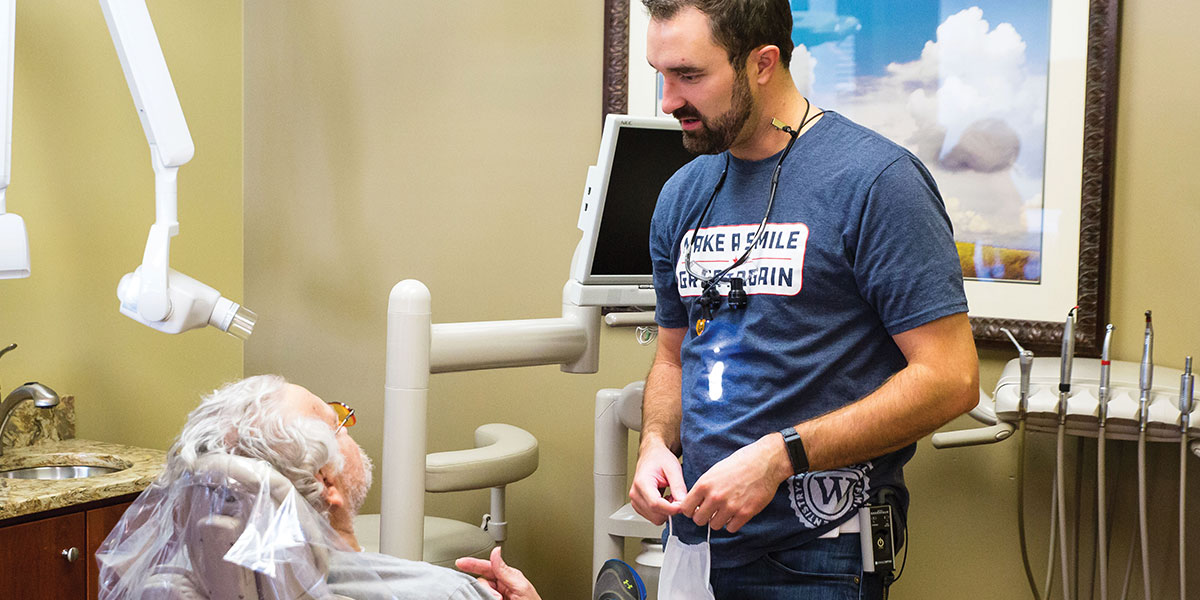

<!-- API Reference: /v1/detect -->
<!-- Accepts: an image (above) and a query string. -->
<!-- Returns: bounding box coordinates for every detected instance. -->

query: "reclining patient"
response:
[96,375,541,600]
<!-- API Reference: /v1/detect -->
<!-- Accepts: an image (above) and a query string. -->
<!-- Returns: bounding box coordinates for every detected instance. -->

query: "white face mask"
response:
[658,516,715,600]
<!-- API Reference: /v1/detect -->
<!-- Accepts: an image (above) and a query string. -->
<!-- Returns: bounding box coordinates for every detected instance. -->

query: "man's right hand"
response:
[629,438,687,525]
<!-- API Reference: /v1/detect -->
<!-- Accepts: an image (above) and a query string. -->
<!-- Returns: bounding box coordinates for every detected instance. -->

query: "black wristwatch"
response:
[779,426,810,475]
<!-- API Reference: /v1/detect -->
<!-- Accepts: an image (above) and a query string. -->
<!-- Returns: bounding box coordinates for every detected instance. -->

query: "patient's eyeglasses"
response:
[328,401,356,434]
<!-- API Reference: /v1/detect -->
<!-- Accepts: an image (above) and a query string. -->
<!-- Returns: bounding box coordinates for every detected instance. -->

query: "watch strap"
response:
[779,426,809,475]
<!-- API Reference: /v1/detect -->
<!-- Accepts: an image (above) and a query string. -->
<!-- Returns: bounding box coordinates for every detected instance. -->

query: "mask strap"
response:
[666,514,712,541]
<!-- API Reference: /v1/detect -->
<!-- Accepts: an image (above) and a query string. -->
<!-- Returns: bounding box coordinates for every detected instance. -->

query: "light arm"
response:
[100,0,254,337]
[98,0,193,170]
[100,0,187,322]
[0,0,29,279]
[1,0,13,199]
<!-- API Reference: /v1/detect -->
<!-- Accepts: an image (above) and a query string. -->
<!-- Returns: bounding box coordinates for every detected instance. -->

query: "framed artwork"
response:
[603,0,1118,355]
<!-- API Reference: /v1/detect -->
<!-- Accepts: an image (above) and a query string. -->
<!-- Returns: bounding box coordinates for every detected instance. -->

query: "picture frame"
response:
[602,0,1119,355]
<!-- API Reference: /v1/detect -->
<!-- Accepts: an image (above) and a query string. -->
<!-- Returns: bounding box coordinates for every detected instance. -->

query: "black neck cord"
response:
[682,102,824,296]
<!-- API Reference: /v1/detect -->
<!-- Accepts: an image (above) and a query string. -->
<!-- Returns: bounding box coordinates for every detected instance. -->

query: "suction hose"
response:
[1017,422,1041,600]
[1137,429,1150,600]
[1179,435,1187,600]
[1057,424,1071,600]
[1097,422,1108,600]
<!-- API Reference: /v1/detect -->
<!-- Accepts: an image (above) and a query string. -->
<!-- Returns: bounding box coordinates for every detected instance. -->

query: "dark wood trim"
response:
[0,492,141,529]
[971,0,1120,356]
[602,0,630,121]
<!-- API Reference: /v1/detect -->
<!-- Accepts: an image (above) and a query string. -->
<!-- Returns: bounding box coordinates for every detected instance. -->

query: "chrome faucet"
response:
[0,343,61,457]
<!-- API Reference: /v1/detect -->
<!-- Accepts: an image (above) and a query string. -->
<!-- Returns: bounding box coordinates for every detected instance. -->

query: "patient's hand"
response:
[456,547,541,600]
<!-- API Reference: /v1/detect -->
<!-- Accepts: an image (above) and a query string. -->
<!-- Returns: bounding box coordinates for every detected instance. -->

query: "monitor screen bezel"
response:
[575,114,685,286]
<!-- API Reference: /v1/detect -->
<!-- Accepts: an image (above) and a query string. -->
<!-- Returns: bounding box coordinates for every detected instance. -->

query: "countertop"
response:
[0,438,165,521]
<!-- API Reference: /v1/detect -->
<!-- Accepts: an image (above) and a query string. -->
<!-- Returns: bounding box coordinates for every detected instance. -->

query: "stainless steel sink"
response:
[0,465,125,479]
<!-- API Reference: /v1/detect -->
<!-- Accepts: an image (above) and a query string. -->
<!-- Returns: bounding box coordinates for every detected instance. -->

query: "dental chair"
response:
[98,453,359,600]
[355,423,540,567]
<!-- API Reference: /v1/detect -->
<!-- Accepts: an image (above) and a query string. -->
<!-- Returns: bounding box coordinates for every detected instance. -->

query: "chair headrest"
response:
[96,452,353,600]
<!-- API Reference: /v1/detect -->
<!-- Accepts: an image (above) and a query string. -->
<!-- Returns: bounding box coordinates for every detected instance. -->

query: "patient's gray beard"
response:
[345,443,373,516]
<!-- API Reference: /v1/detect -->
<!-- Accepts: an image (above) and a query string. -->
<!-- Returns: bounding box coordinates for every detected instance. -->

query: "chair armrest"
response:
[426,423,539,492]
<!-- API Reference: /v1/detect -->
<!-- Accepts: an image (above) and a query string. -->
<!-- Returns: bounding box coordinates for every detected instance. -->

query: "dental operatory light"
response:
[101,0,254,338]
[0,0,29,280]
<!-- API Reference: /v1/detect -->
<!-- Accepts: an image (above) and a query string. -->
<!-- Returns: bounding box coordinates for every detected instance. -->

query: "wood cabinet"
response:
[85,501,134,600]
[0,496,135,600]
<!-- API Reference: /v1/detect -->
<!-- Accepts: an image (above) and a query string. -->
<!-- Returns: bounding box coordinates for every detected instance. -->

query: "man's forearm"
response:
[793,359,977,471]
[789,313,979,473]
[641,359,684,455]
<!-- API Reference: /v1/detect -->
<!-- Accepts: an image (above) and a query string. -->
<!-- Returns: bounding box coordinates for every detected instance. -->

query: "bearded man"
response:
[629,2,980,598]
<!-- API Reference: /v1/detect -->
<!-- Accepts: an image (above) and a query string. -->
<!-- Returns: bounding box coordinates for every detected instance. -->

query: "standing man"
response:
[628,1,980,598]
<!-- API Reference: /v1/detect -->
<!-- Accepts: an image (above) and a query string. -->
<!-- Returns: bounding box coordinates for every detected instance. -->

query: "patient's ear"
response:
[317,467,348,511]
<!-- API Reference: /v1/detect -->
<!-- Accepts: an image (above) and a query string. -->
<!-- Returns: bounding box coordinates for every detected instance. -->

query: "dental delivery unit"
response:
[935,309,1196,600]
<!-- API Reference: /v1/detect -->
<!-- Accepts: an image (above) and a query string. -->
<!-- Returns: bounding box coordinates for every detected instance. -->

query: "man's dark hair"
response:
[642,0,794,72]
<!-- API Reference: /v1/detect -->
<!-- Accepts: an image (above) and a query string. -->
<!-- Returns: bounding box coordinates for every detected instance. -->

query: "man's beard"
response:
[675,72,754,155]
[343,443,373,516]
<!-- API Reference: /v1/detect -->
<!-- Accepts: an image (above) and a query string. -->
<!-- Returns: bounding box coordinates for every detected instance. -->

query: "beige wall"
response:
[245,1,1200,598]
[245,4,624,598]
[0,1,243,450]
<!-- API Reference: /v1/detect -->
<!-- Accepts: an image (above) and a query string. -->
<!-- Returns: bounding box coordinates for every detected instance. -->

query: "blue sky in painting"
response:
[788,0,1054,266]
[790,0,1049,76]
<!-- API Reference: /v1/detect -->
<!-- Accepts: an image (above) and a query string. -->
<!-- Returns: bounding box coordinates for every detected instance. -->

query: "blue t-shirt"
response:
[649,111,968,568]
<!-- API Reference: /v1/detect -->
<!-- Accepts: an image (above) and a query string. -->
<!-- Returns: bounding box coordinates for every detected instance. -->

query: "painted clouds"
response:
[796,7,1048,253]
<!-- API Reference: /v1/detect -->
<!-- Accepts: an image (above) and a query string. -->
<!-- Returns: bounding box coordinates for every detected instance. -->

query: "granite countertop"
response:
[0,438,165,521]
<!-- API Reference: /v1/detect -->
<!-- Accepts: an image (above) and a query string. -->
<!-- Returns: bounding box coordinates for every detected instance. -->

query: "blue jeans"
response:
[709,534,885,600]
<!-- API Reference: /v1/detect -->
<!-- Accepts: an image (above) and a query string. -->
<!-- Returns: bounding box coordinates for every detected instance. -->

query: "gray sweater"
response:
[326,551,496,600]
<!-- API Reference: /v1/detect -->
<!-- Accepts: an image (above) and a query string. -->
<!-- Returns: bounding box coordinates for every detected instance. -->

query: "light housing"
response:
[0,211,28,279]
[117,267,255,338]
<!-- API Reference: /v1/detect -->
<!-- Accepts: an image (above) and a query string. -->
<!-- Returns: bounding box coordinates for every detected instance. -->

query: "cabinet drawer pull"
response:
[61,547,80,563]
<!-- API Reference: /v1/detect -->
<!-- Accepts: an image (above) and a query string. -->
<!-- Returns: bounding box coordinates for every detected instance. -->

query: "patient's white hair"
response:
[166,374,344,514]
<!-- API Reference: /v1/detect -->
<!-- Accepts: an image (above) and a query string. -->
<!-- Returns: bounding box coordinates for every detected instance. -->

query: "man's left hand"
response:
[679,433,791,533]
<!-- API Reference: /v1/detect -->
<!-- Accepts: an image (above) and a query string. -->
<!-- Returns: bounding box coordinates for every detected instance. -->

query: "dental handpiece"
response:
[1139,310,1154,431]
[1098,324,1114,600]
[1181,357,1194,434]
[1002,328,1034,415]
[1058,307,1078,423]
[1180,356,1193,600]
[1098,324,1114,423]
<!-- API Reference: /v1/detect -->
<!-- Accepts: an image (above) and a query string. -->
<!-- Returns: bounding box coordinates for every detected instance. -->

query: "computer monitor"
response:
[566,114,695,307]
